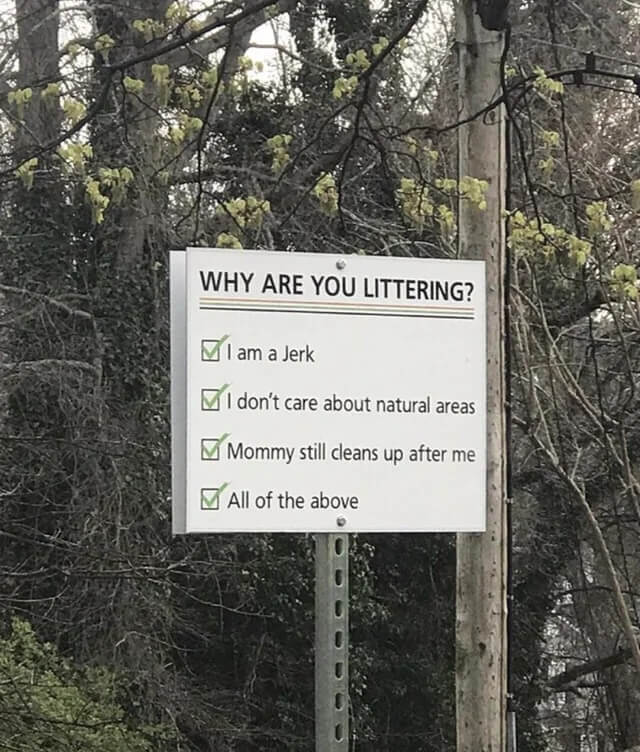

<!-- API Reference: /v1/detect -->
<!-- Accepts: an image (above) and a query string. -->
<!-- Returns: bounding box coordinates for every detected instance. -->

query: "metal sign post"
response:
[315,533,349,751]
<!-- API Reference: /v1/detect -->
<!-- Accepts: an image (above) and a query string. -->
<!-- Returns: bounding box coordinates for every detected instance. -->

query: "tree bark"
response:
[15,0,61,155]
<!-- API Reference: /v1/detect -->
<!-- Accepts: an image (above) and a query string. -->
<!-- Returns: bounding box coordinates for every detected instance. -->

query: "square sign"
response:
[171,248,486,533]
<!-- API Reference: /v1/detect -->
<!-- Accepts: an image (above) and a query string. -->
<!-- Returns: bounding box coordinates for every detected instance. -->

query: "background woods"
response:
[0,1,639,750]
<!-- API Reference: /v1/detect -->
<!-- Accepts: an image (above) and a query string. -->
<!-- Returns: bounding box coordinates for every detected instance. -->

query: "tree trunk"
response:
[15,0,61,155]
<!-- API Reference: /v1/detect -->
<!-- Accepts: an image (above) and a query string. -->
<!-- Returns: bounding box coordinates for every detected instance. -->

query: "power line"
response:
[514,33,640,70]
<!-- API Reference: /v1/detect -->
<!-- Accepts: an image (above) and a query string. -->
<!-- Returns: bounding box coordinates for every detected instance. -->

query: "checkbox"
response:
[200,488,220,510]
[201,384,230,411]
[201,336,229,362]
[201,437,225,461]
[200,484,229,510]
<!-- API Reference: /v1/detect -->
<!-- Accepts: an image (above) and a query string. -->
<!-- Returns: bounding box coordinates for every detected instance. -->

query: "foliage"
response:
[14,157,37,188]
[0,619,173,751]
[266,133,293,172]
[7,87,32,119]
[312,173,339,216]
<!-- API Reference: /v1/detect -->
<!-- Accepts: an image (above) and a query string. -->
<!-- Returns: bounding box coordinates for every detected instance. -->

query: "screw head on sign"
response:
[336,516,346,527]
[336,259,346,270]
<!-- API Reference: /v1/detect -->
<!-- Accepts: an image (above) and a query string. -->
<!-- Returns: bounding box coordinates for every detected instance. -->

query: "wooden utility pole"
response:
[455,1,509,751]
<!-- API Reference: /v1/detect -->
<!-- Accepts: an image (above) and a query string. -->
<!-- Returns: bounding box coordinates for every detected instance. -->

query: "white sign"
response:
[172,248,486,533]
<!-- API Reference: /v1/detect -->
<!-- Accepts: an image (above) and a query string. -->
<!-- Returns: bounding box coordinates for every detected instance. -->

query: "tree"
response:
[505,1,640,748]
[0,618,173,751]
[1,3,461,748]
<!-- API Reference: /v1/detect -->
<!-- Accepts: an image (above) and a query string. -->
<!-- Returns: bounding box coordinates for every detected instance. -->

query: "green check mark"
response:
[201,384,231,410]
[200,483,230,510]
[201,335,229,361]
[201,434,230,460]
